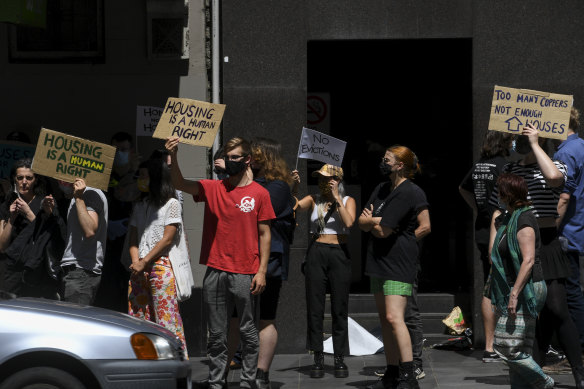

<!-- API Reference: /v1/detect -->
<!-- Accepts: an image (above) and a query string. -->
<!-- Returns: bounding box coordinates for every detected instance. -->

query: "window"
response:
[9,0,104,62]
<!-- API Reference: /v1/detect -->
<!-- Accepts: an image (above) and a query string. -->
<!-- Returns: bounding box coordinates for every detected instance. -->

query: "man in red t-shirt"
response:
[166,136,275,389]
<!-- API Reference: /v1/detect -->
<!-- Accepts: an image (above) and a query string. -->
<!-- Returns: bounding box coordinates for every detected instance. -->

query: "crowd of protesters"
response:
[460,108,584,389]
[0,103,583,389]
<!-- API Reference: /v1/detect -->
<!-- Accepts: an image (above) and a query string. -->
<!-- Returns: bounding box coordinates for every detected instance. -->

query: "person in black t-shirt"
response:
[359,145,430,389]
[459,130,512,362]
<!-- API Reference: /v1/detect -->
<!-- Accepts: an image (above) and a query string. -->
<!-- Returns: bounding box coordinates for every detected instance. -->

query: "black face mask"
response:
[379,162,392,177]
[225,159,247,176]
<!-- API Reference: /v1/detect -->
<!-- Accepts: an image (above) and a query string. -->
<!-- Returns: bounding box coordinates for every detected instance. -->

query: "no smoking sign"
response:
[307,93,330,131]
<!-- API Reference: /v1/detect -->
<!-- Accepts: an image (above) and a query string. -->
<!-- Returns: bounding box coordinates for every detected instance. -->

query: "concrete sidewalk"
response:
[190,348,577,388]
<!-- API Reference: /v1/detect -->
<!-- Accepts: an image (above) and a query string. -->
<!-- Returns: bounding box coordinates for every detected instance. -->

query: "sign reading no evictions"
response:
[152,97,226,148]
[488,85,573,140]
[297,127,346,167]
[32,128,116,191]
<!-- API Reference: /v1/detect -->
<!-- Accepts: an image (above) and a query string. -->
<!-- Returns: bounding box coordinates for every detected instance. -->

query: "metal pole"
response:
[211,0,220,179]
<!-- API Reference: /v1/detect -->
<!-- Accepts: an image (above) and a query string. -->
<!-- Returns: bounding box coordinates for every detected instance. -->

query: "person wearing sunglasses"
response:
[166,136,275,389]
[295,164,356,379]
[359,145,430,389]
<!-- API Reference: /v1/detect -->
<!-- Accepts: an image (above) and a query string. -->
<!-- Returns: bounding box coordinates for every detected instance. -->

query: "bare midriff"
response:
[316,234,348,245]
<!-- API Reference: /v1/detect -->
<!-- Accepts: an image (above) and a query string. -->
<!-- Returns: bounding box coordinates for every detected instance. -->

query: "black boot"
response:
[574,365,584,389]
[334,354,349,378]
[365,365,398,389]
[310,351,325,378]
[396,361,420,389]
[256,368,272,389]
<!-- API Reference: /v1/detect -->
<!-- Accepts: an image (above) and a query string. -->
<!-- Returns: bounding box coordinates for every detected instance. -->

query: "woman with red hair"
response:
[490,172,551,388]
[359,145,430,389]
[489,124,584,388]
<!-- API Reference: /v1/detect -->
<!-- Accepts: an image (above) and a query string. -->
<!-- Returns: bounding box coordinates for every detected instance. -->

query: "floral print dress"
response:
[128,198,188,358]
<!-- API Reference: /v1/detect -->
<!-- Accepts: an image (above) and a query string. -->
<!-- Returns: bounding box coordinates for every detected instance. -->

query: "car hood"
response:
[0,297,182,359]
[0,297,176,336]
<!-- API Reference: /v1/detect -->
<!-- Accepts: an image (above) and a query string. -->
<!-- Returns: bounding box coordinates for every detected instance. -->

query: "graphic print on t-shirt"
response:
[237,196,255,213]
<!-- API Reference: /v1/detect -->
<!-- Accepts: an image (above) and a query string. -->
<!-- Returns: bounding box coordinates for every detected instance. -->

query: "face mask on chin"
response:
[225,159,247,176]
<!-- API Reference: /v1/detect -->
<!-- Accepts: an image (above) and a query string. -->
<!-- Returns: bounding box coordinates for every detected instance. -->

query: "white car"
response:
[0,294,191,389]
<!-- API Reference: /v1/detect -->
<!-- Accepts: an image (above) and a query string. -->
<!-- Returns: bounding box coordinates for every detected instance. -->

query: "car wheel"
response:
[0,366,86,389]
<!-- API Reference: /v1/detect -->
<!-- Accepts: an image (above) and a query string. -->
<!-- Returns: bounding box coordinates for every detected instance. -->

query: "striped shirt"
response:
[489,161,567,218]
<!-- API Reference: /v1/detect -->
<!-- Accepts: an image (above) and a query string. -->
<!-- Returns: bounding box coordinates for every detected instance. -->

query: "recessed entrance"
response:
[308,39,473,293]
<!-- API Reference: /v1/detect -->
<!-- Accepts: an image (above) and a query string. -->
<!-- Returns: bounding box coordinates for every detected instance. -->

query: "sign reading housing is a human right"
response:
[152,97,226,148]
[32,128,116,191]
[488,85,573,140]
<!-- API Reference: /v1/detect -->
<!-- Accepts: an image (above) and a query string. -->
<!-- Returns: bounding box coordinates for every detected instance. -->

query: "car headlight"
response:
[131,333,178,360]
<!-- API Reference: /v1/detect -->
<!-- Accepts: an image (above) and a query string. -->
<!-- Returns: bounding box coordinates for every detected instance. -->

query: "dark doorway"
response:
[307,39,473,293]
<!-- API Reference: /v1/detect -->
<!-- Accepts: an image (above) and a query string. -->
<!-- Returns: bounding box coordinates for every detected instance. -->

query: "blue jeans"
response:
[565,251,584,348]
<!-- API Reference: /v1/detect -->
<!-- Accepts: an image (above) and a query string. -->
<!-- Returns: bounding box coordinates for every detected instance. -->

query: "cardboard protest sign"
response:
[488,85,573,140]
[0,141,35,179]
[297,127,346,166]
[32,128,116,191]
[152,97,226,147]
[136,105,163,137]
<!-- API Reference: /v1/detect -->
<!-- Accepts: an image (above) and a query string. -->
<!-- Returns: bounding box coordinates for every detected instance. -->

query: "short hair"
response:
[110,131,133,146]
[480,131,512,159]
[570,107,580,134]
[387,145,421,179]
[497,173,530,209]
[223,137,251,157]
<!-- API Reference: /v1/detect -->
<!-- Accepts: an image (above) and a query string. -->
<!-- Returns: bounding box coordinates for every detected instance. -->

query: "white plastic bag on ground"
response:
[323,317,383,356]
